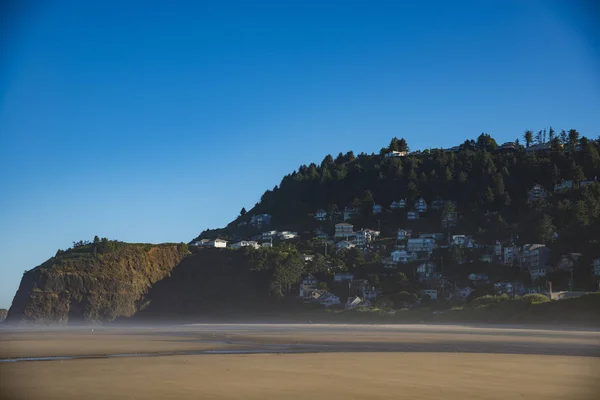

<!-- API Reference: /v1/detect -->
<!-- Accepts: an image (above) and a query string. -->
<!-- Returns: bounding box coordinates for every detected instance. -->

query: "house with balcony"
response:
[397,229,413,241]
[314,209,328,221]
[519,244,550,270]
[390,199,406,209]
[554,180,574,192]
[334,222,354,238]
[527,184,548,202]
[407,238,436,255]
[416,197,428,213]
[497,142,517,151]
[503,245,519,265]
[354,229,379,247]
[299,274,319,299]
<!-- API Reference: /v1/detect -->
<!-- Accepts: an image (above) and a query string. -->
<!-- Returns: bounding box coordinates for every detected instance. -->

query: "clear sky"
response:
[1,0,599,308]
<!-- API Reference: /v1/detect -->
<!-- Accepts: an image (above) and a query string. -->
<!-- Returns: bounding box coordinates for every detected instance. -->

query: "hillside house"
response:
[494,282,514,294]
[416,261,436,281]
[416,197,428,213]
[207,239,227,248]
[494,241,502,257]
[354,229,380,247]
[419,232,444,242]
[458,287,474,298]
[262,230,278,240]
[334,223,354,238]
[397,229,413,241]
[451,235,473,248]
[345,296,363,309]
[372,203,383,215]
[503,245,519,265]
[382,256,398,269]
[407,210,418,220]
[336,240,356,251]
[192,239,211,247]
[229,240,259,250]
[593,258,600,276]
[278,231,298,240]
[343,206,357,221]
[407,238,436,254]
[497,142,517,151]
[527,184,548,202]
[480,254,493,263]
[334,272,354,282]
[442,211,458,228]
[237,221,248,227]
[315,209,328,221]
[299,275,319,299]
[526,142,551,152]
[556,253,582,271]
[301,254,314,262]
[261,242,273,248]
[390,199,406,209]
[314,228,329,240]
[519,244,550,270]
[529,266,550,281]
[468,273,489,282]
[251,213,272,228]
[580,180,595,188]
[554,180,574,192]
[391,250,416,264]
[422,289,438,300]
[319,293,341,307]
[431,198,445,211]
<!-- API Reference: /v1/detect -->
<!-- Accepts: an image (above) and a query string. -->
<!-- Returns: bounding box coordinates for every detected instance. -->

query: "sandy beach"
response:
[1,324,599,399]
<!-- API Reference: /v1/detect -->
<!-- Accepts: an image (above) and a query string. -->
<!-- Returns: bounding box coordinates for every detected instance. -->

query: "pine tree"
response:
[524,130,533,147]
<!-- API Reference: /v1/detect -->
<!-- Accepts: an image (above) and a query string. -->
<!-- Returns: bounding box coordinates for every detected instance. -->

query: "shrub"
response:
[521,293,550,304]
[471,294,510,308]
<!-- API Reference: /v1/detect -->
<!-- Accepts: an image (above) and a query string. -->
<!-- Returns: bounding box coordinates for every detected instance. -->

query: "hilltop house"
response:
[191,239,211,247]
[343,206,356,221]
[251,213,272,228]
[554,180,574,192]
[526,142,551,152]
[203,239,227,248]
[385,150,408,158]
[416,197,428,213]
[315,209,328,221]
[229,240,259,250]
[372,204,383,215]
[527,184,548,202]
[390,199,406,209]
[593,258,600,276]
[407,210,418,220]
[336,240,356,251]
[397,229,413,241]
[407,238,436,254]
[334,223,354,238]
[497,142,517,151]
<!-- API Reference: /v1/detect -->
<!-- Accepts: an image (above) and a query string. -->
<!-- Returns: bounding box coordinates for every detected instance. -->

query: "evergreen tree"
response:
[524,130,533,147]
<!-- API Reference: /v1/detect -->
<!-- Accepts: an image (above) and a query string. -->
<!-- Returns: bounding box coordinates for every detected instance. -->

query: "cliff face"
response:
[6,242,188,324]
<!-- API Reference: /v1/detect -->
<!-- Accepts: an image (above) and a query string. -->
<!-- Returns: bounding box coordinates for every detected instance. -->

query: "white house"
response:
[343,206,356,221]
[301,254,315,262]
[315,209,328,221]
[385,150,407,158]
[334,223,354,238]
[278,231,298,240]
[207,239,227,248]
[397,229,412,241]
[354,229,380,247]
[593,258,600,276]
[416,197,428,213]
[229,240,259,250]
[391,250,416,264]
[390,199,406,209]
[336,240,356,251]
[334,272,354,282]
[458,287,474,298]
[345,296,363,309]
[451,235,473,247]
[407,238,436,254]
[407,210,418,220]
[262,230,278,240]
[554,180,574,192]
[422,289,438,300]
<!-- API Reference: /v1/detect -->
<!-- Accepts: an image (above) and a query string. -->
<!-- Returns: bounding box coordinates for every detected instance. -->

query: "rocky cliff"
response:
[6,241,189,324]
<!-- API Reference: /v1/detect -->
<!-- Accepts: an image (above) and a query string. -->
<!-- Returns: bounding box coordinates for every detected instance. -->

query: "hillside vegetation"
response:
[6,240,189,324]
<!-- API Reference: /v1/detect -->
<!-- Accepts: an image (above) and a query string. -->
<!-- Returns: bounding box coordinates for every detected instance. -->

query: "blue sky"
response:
[1,0,599,308]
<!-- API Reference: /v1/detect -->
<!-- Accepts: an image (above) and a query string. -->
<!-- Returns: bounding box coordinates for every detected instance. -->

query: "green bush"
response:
[521,293,550,304]
[471,294,510,308]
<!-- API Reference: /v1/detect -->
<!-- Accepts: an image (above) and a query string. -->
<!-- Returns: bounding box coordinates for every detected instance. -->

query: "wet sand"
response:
[1,324,599,399]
